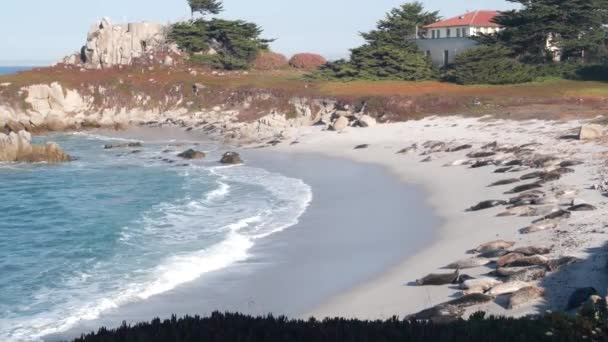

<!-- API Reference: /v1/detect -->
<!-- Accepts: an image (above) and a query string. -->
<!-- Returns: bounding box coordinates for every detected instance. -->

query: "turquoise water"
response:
[0,133,312,341]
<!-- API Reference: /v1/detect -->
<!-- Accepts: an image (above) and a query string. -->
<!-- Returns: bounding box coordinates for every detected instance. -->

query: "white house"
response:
[415,10,501,67]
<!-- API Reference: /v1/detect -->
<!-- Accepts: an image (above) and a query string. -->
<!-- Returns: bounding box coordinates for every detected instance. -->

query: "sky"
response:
[0,0,516,65]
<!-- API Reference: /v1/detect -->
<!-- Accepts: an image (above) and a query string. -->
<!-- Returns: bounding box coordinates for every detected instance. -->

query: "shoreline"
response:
[45,129,438,341]
[274,115,608,319]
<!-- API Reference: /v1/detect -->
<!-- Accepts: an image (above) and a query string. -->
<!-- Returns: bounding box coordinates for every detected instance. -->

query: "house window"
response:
[443,50,449,67]
[446,28,451,38]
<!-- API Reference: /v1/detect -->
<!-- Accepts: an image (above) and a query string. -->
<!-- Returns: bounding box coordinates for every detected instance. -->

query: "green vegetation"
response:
[314,2,438,81]
[73,311,607,342]
[170,0,272,70]
[444,46,535,85]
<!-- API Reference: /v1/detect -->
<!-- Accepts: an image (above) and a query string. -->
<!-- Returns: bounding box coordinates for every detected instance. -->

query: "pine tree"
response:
[188,0,223,19]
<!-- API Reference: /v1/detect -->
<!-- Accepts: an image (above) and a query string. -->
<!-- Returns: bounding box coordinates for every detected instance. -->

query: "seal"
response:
[531,209,571,223]
[509,286,545,309]
[446,293,494,308]
[466,200,507,212]
[497,206,535,217]
[467,151,497,158]
[497,253,526,267]
[501,255,549,268]
[520,171,545,180]
[513,246,552,256]
[560,160,583,167]
[408,304,464,324]
[506,266,547,282]
[567,203,597,211]
[447,144,473,152]
[494,167,514,173]
[505,182,544,195]
[479,249,510,258]
[460,278,503,293]
[445,257,492,269]
[487,281,531,296]
[520,219,560,234]
[473,240,515,254]
[489,178,520,187]
[470,160,495,168]
[547,256,582,272]
[397,144,417,154]
[416,270,459,286]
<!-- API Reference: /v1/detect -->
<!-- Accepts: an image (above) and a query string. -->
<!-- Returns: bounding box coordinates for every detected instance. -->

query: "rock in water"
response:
[220,152,243,164]
[416,270,459,286]
[177,149,205,160]
[579,124,604,140]
[0,131,71,163]
[508,286,545,309]
[568,288,598,310]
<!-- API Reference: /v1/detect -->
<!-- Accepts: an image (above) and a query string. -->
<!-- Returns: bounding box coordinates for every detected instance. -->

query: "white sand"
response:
[273,116,608,319]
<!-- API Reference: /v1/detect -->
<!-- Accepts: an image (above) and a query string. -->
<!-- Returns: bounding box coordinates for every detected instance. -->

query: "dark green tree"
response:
[314,2,439,80]
[188,0,223,19]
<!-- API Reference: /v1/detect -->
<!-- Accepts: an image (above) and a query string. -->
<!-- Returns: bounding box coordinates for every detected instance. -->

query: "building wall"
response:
[415,37,479,67]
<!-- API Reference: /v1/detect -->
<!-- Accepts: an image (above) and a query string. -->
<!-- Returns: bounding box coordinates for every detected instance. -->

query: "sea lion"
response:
[447,144,473,152]
[567,204,597,211]
[547,256,583,272]
[497,253,526,268]
[560,160,583,167]
[520,219,560,234]
[488,281,531,296]
[473,240,516,254]
[505,182,544,195]
[467,151,497,159]
[445,257,492,270]
[446,293,494,308]
[513,246,552,256]
[466,200,507,212]
[508,286,545,309]
[531,209,571,223]
[506,266,547,282]
[416,270,460,286]
[461,278,503,292]
[567,288,598,310]
[495,167,514,173]
[408,304,464,324]
[489,178,520,187]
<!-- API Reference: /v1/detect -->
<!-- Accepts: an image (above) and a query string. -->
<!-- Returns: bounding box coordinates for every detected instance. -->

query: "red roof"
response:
[424,10,500,29]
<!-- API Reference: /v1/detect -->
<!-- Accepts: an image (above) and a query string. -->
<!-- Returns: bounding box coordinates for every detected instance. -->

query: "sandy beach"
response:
[273,115,608,319]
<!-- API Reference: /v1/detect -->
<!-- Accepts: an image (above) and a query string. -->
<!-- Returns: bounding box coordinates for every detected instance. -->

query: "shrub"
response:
[288,53,327,69]
[445,45,536,85]
[252,52,288,70]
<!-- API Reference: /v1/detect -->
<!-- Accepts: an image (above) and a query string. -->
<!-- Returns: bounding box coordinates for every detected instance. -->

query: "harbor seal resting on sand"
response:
[513,246,552,256]
[445,257,492,269]
[488,281,531,296]
[547,256,583,272]
[497,206,535,217]
[397,144,417,154]
[505,182,544,195]
[479,249,510,258]
[567,203,597,211]
[560,160,583,167]
[416,270,459,286]
[509,286,545,309]
[446,293,494,308]
[497,253,526,268]
[520,219,560,234]
[466,200,507,212]
[472,240,515,254]
[489,178,520,187]
[447,144,472,152]
[501,255,549,268]
[531,209,571,223]
[467,151,496,159]
[506,266,547,282]
[408,304,464,324]
[461,278,503,293]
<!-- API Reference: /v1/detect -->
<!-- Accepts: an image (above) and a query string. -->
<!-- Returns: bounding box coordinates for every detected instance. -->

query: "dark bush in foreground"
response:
[444,46,536,85]
[73,311,607,342]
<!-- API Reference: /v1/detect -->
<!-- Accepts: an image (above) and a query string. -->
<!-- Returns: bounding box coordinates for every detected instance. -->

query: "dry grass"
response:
[1,66,607,122]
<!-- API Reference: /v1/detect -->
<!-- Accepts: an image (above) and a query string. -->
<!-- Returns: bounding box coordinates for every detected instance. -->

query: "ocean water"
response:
[0,133,312,341]
[0,66,35,75]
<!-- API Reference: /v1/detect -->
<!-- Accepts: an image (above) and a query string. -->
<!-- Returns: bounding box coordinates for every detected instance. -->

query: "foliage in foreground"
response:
[73,311,607,342]
[444,46,536,85]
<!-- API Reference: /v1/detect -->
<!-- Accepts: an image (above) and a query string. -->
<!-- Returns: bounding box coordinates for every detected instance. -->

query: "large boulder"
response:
[178,149,205,160]
[220,152,243,164]
[0,130,71,163]
[579,124,604,140]
[330,116,349,132]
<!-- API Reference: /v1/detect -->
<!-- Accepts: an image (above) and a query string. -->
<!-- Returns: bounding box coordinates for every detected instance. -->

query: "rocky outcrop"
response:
[177,149,205,159]
[62,18,174,69]
[0,129,71,163]
[578,124,604,140]
[220,152,243,164]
